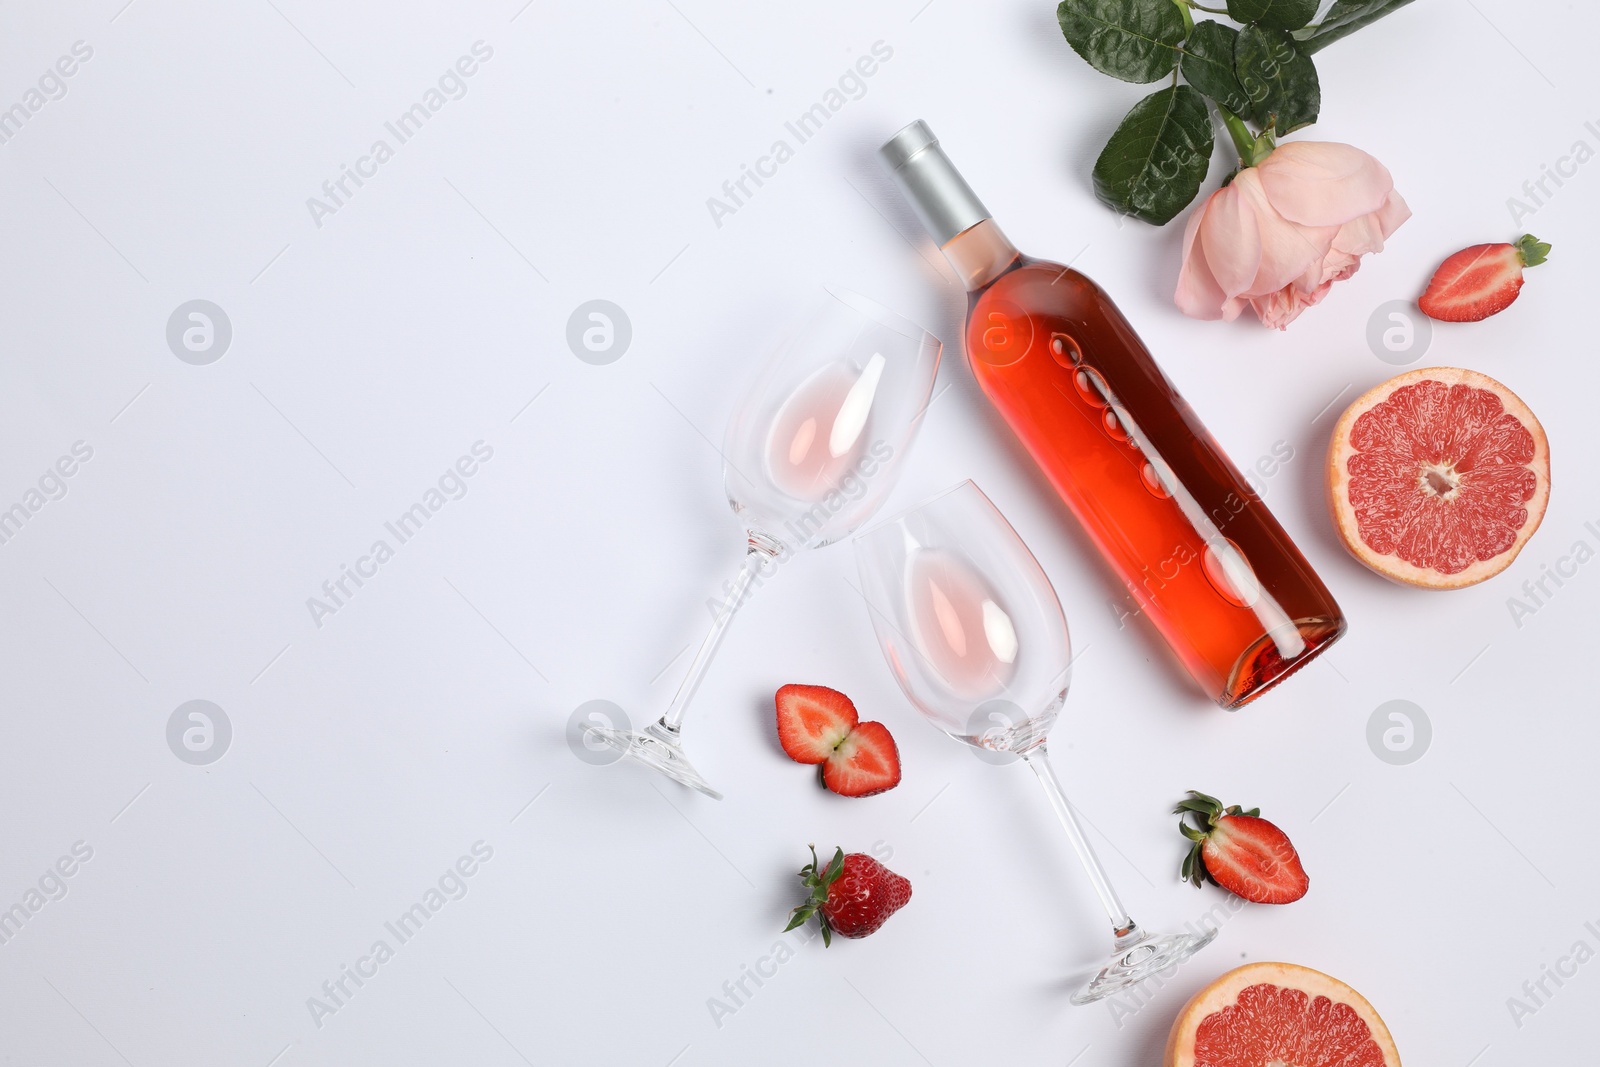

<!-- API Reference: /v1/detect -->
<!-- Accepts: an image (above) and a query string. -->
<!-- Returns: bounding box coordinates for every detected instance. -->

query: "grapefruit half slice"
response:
[1327,367,1549,589]
[1165,962,1400,1067]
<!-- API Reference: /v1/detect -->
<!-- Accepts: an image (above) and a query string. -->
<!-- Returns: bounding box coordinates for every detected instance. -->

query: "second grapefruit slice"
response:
[1165,962,1400,1067]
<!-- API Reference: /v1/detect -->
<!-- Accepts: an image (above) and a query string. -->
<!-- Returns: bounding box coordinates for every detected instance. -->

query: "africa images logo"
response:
[0,441,94,549]
[305,441,493,628]
[0,40,94,146]
[305,42,494,228]
[305,841,494,1029]
[704,41,894,229]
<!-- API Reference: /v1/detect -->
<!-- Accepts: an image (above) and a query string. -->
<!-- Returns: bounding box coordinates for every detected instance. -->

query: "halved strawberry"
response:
[775,684,858,763]
[1176,791,1308,905]
[1419,234,1551,322]
[774,685,901,797]
[820,721,901,797]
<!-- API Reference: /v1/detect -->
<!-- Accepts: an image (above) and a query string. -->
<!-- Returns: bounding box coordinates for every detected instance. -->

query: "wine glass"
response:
[852,480,1215,1003]
[588,289,942,798]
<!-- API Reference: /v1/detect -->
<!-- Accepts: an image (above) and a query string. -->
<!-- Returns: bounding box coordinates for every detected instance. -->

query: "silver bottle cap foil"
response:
[878,120,990,245]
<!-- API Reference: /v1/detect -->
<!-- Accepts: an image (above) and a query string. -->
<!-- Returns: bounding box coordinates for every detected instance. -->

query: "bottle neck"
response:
[941,219,1021,292]
[879,123,1014,288]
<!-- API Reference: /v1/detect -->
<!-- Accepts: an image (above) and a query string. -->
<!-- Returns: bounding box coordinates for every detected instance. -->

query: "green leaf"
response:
[1227,0,1318,30]
[1057,0,1186,84]
[1294,0,1417,54]
[1180,21,1251,114]
[1092,84,1214,226]
[1517,234,1552,267]
[1181,842,1207,887]
[822,848,844,886]
[783,910,810,932]
[1235,25,1320,133]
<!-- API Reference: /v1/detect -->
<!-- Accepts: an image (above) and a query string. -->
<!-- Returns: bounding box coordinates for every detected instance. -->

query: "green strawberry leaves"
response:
[1515,234,1552,268]
[784,845,846,947]
[1175,790,1260,889]
[1056,0,1411,225]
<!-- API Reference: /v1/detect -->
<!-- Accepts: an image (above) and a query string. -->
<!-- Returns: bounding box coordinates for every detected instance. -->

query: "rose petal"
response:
[1250,287,1300,330]
[1375,188,1411,239]
[1290,249,1354,296]
[1325,251,1362,284]
[1257,141,1394,227]
[1331,212,1384,257]
[1231,170,1336,296]
[1197,183,1263,301]
[1252,280,1332,330]
[1174,197,1228,320]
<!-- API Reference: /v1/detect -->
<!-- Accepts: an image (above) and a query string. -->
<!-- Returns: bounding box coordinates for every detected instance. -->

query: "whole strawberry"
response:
[1175,791,1309,905]
[784,846,911,945]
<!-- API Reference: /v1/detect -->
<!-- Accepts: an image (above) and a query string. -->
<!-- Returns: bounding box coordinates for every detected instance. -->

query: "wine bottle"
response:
[879,120,1344,708]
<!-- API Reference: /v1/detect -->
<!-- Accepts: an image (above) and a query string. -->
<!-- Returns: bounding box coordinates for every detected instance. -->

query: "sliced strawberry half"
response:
[775,684,858,763]
[774,684,902,797]
[821,721,901,797]
[1419,234,1551,322]
[1176,791,1309,905]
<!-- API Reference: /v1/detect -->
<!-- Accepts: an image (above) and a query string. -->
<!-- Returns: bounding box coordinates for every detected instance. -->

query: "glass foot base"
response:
[587,721,724,800]
[1070,923,1217,1005]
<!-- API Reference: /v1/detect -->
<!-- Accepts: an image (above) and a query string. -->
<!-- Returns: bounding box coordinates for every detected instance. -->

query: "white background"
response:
[2,1,1596,1064]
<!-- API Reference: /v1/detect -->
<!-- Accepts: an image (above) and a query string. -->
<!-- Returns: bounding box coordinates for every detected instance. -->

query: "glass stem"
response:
[1021,745,1136,937]
[658,535,781,734]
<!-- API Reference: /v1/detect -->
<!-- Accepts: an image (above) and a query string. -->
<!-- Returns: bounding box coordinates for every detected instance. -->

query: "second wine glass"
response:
[852,480,1215,1002]
[589,289,941,798]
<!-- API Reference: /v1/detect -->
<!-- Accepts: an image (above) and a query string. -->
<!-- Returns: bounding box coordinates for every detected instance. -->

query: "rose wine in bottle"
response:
[879,120,1344,708]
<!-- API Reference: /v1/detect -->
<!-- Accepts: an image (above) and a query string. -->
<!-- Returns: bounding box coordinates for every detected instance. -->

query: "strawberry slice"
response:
[775,684,858,763]
[774,684,901,797]
[1419,234,1551,322]
[1176,791,1309,905]
[821,721,901,797]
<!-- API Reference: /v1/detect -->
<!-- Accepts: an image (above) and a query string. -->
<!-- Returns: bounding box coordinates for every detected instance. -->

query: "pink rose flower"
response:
[1174,141,1410,330]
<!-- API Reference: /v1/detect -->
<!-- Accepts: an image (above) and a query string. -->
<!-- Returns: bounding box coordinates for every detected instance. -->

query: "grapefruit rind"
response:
[1325,366,1550,590]
[1164,961,1400,1067]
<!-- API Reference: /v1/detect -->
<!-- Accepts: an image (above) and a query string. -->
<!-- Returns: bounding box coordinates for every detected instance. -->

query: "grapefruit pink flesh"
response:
[1166,962,1400,1067]
[1194,981,1387,1066]
[1327,367,1549,589]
